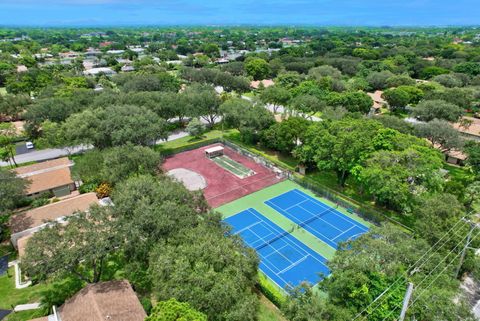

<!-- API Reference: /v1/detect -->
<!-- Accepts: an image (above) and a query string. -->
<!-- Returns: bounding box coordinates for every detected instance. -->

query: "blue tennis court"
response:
[224,208,330,289]
[265,189,369,249]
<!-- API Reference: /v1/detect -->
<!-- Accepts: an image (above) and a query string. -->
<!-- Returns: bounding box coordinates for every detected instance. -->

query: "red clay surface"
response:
[163,143,283,208]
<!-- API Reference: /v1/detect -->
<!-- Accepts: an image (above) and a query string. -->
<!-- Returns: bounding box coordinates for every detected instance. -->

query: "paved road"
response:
[1,145,92,167]
[1,118,216,166]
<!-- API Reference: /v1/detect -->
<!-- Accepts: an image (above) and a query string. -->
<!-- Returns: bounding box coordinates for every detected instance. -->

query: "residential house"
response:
[121,65,135,72]
[367,90,386,113]
[14,157,76,198]
[453,116,480,141]
[29,280,147,321]
[250,79,275,89]
[16,65,28,73]
[84,67,116,76]
[10,192,99,256]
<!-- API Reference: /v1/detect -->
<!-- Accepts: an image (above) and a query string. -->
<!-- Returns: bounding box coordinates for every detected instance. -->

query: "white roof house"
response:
[83,67,116,76]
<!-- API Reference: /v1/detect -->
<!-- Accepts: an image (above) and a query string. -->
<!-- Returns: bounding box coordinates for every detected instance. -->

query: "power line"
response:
[352,217,469,320]
[379,228,480,321]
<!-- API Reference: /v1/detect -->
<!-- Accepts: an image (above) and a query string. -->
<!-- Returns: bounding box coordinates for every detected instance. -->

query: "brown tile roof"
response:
[58,280,147,321]
[10,192,98,234]
[453,117,480,138]
[14,158,74,195]
[250,79,275,89]
[14,157,71,175]
[17,233,34,258]
[367,90,386,110]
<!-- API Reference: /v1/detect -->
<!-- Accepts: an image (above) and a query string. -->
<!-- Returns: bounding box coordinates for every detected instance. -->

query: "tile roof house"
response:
[250,79,275,89]
[367,90,386,113]
[453,117,480,141]
[10,192,99,255]
[29,280,147,321]
[14,157,75,198]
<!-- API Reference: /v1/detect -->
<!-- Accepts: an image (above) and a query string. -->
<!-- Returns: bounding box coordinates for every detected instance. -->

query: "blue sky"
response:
[0,0,478,26]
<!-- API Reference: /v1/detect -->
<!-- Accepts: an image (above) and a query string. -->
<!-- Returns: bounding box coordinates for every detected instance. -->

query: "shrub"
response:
[95,182,112,198]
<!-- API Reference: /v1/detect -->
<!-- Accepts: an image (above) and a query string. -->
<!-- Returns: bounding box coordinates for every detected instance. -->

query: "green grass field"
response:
[0,267,50,310]
[211,155,254,178]
[217,180,371,261]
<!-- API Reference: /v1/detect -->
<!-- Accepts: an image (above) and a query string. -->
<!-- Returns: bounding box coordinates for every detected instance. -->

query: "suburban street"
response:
[2,120,209,166]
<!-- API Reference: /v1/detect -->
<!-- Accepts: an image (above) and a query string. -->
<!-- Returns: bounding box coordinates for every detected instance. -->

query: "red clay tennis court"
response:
[163,143,283,208]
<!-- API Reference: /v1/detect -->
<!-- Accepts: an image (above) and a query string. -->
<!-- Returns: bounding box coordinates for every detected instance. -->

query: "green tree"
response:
[357,147,444,211]
[375,115,414,135]
[186,118,206,138]
[290,94,325,117]
[0,166,28,213]
[464,141,480,175]
[183,84,221,126]
[432,74,463,88]
[454,62,480,76]
[412,100,463,122]
[413,193,465,246]
[260,117,309,154]
[294,119,382,186]
[62,105,168,148]
[259,85,291,113]
[73,145,160,186]
[146,299,207,321]
[23,205,120,283]
[420,66,450,79]
[149,224,258,321]
[0,123,18,167]
[112,175,209,266]
[366,71,395,90]
[244,58,271,80]
[414,119,463,152]
[275,71,302,89]
[382,88,411,111]
[220,98,274,143]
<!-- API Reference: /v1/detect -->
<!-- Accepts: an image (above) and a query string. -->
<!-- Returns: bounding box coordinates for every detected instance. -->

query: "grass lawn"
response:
[224,132,299,171]
[257,294,287,321]
[5,309,46,321]
[155,129,236,154]
[0,267,50,310]
[444,163,475,183]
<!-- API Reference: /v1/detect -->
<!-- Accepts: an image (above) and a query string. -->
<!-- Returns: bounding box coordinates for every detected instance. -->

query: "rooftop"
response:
[453,117,480,138]
[14,158,74,195]
[367,90,386,110]
[10,192,98,235]
[60,280,146,321]
[250,79,275,89]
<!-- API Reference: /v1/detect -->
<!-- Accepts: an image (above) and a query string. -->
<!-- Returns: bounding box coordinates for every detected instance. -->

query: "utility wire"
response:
[352,217,469,320]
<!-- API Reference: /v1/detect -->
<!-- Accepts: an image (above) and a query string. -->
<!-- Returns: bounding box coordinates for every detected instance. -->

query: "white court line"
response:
[284,199,310,211]
[297,203,343,232]
[234,221,262,235]
[245,207,330,280]
[292,189,369,232]
[332,225,355,241]
[267,200,337,248]
[277,255,309,274]
[264,244,290,259]
[248,209,312,259]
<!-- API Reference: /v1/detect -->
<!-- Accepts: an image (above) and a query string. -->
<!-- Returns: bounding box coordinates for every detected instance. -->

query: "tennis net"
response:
[298,207,334,229]
[254,227,294,251]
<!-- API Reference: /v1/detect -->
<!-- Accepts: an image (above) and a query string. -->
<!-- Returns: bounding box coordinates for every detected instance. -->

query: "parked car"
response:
[26,141,34,149]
